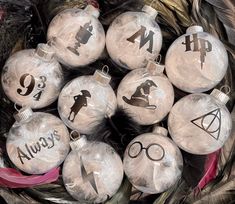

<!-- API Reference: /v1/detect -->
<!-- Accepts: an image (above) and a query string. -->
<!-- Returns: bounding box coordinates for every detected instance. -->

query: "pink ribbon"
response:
[0,167,59,188]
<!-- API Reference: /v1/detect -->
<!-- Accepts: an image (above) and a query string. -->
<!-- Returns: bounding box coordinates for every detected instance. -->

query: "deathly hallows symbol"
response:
[191,108,221,140]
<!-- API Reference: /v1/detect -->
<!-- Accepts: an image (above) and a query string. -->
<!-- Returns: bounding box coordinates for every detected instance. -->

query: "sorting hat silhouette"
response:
[122,80,157,109]
[68,90,91,122]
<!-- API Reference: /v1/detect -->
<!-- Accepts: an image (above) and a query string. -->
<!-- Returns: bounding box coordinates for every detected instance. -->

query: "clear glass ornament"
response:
[47,5,105,68]
[58,67,117,134]
[1,44,64,109]
[123,127,183,194]
[6,107,70,174]
[165,25,228,93]
[117,61,174,125]
[63,134,123,203]
[168,88,232,154]
[106,5,162,70]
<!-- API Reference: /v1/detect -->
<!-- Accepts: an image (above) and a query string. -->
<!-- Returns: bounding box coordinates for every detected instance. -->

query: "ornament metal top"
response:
[63,134,123,203]
[168,88,232,154]
[6,107,70,174]
[47,5,105,68]
[1,44,64,109]
[165,25,228,93]
[123,127,183,194]
[106,5,162,70]
[117,60,174,125]
[58,67,117,134]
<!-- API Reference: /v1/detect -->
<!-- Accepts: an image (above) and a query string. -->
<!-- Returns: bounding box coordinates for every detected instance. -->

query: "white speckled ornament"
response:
[47,5,105,68]
[6,107,70,174]
[123,127,183,194]
[63,134,123,203]
[106,5,162,70]
[1,44,64,109]
[117,61,174,125]
[165,25,228,93]
[168,89,232,154]
[58,68,117,134]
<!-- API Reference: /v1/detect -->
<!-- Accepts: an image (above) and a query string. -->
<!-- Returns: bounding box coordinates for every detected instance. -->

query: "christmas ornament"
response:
[6,107,70,174]
[168,88,232,155]
[106,5,162,70]
[58,67,117,134]
[47,5,105,68]
[117,60,174,125]
[123,127,183,194]
[1,43,64,109]
[63,133,123,203]
[165,25,228,93]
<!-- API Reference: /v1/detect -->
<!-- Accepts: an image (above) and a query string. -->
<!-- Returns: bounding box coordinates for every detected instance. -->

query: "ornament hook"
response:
[220,85,231,95]
[102,65,109,74]
[70,130,81,141]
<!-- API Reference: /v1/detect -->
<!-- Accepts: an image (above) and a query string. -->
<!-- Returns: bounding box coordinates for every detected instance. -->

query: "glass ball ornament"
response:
[123,127,183,194]
[165,25,228,93]
[47,5,105,68]
[6,107,70,174]
[63,134,123,203]
[1,44,64,109]
[168,89,232,154]
[106,5,162,70]
[58,68,117,134]
[117,60,174,125]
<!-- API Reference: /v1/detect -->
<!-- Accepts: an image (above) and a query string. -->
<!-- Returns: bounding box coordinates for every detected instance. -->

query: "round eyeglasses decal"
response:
[128,141,165,161]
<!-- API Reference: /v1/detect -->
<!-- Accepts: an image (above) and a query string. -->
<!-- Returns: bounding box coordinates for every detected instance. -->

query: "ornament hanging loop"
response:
[14,103,21,112]
[70,130,81,141]
[220,85,231,95]
[102,65,109,74]
[155,54,162,64]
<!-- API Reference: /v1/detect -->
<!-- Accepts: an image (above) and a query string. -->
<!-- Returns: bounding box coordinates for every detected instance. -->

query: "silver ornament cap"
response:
[142,5,158,19]
[70,134,87,151]
[153,126,168,136]
[35,43,54,61]
[186,25,203,34]
[84,4,100,18]
[146,60,164,75]
[94,68,111,85]
[13,107,33,122]
[210,89,230,104]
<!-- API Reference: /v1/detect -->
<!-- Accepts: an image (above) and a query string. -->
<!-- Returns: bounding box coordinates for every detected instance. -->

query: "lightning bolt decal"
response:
[80,157,98,194]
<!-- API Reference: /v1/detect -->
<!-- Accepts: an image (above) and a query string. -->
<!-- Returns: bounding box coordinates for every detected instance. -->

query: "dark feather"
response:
[182,152,207,188]
[89,108,152,156]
